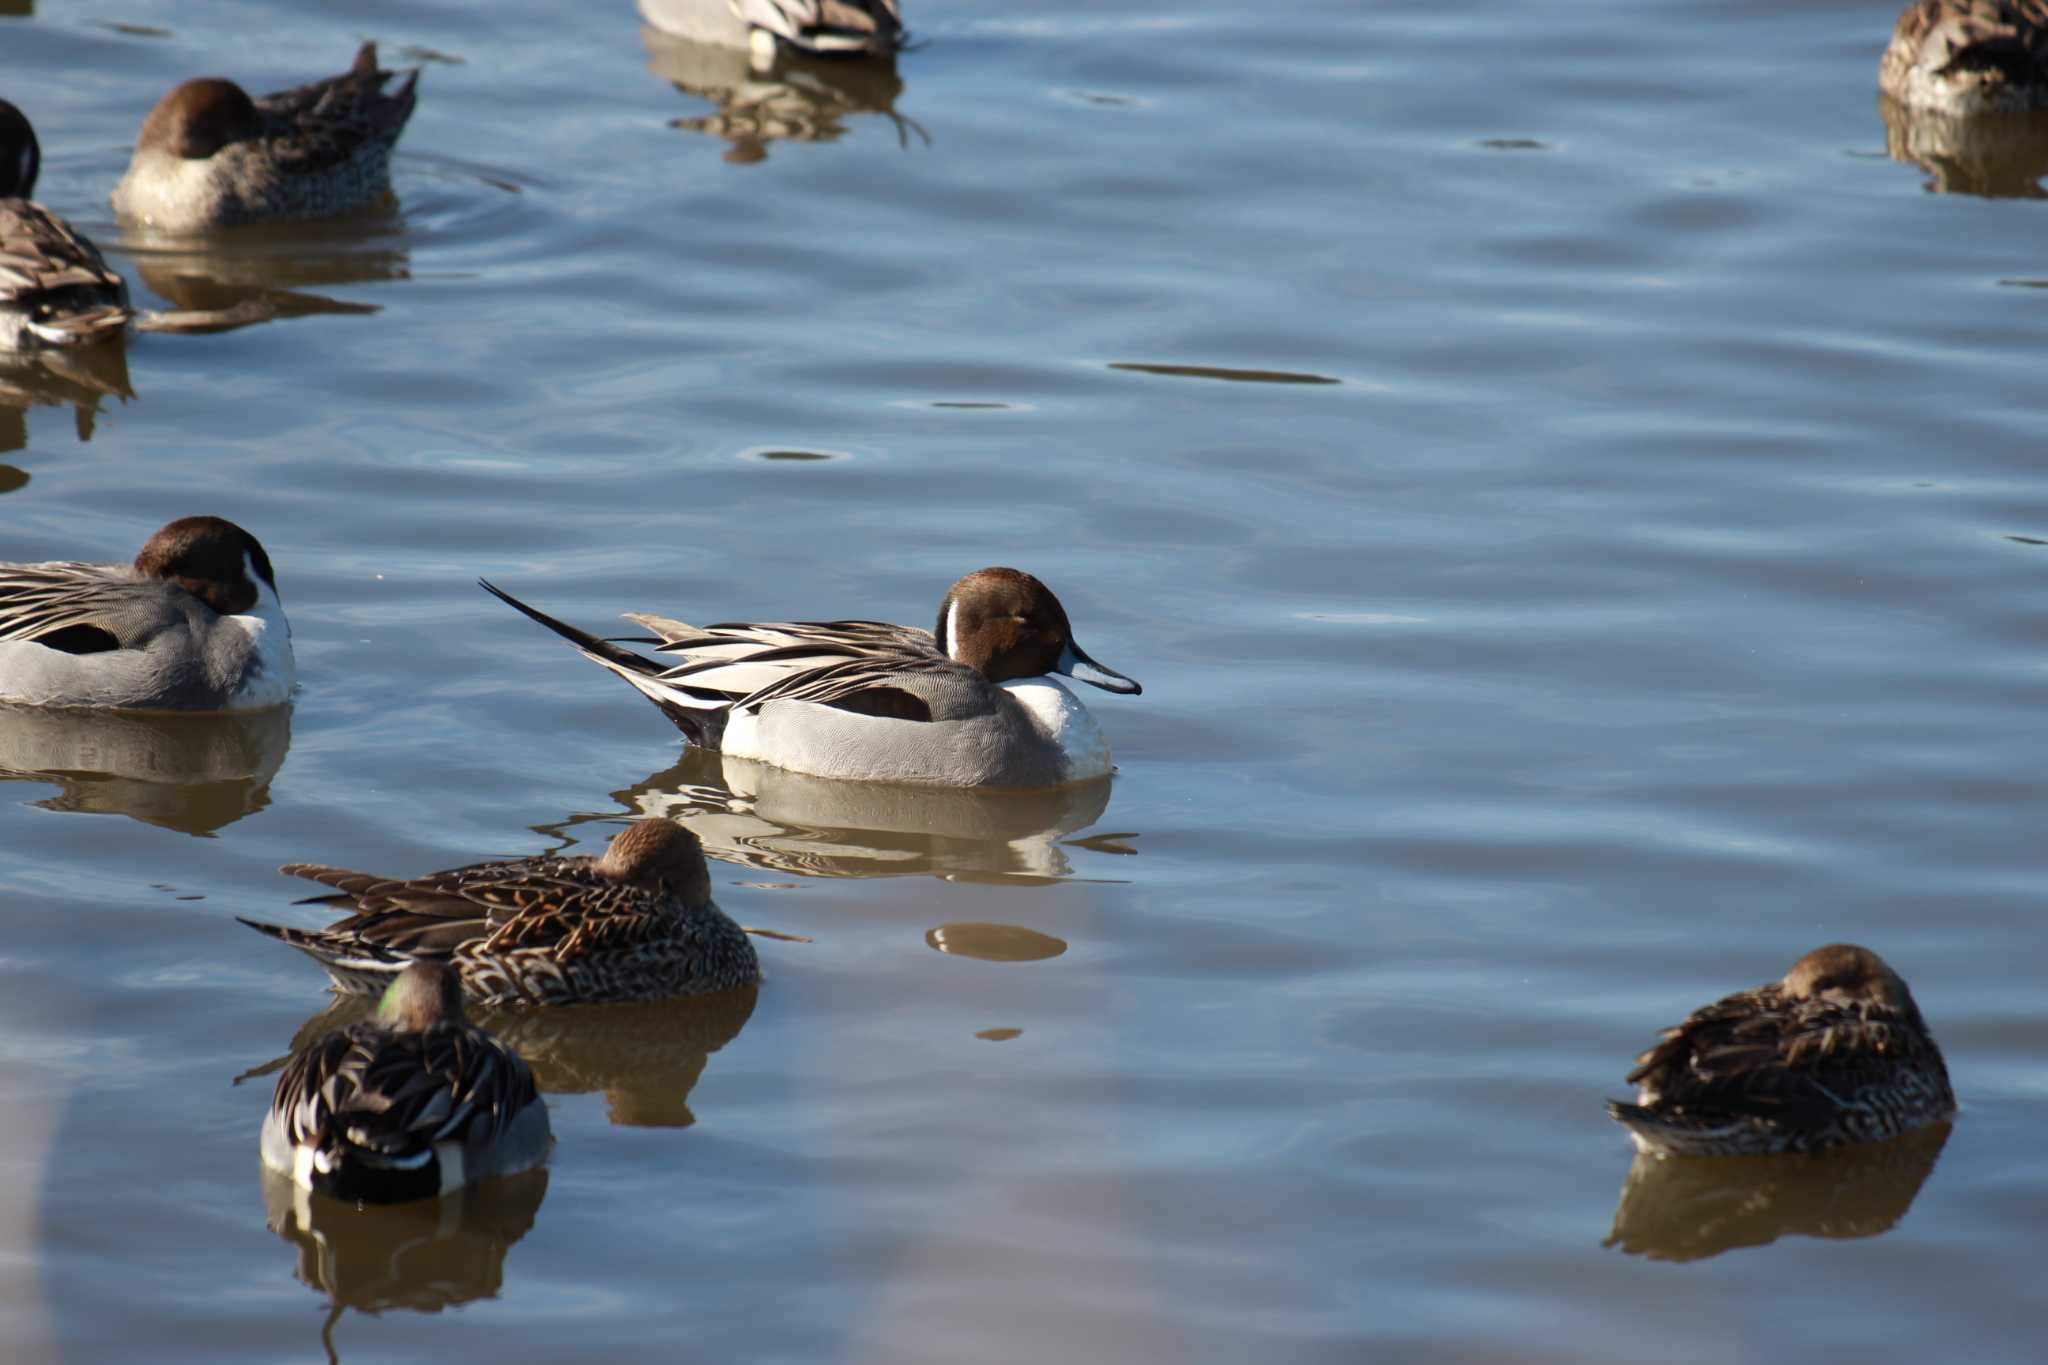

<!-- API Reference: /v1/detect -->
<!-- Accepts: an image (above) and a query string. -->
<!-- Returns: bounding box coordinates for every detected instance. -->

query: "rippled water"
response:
[5,0,2048,1359]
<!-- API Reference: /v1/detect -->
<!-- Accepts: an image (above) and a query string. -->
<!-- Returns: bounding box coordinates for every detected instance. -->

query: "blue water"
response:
[3,0,2046,1359]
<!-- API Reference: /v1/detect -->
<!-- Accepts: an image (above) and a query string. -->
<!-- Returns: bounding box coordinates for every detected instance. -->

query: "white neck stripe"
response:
[944,597,965,663]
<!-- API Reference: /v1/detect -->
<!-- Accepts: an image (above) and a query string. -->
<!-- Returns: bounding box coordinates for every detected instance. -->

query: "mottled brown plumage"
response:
[242,821,760,1005]
[1608,944,1954,1157]
[263,961,550,1202]
[113,43,419,230]
[0,100,133,352]
[1882,0,2048,113]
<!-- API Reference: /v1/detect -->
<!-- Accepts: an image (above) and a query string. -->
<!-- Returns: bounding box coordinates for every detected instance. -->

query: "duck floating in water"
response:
[112,43,419,231]
[261,960,552,1203]
[1608,943,1954,1157]
[0,100,133,351]
[1881,1,2048,115]
[242,821,762,1006]
[0,515,293,710]
[480,567,1141,788]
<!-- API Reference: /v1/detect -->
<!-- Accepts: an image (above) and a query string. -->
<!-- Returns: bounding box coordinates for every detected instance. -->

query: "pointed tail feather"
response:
[25,304,134,347]
[238,916,407,994]
[479,578,728,747]
[478,578,662,676]
[1607,1099,1755,1158]
[279,862,401,898]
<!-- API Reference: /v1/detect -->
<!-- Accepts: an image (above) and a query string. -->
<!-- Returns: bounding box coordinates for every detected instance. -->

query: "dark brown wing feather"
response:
[282,856,678,962]
[1893,0,2048,76]
[1625,984,1939,1128]
[272,1017,537,1154]
[252,42,419,177]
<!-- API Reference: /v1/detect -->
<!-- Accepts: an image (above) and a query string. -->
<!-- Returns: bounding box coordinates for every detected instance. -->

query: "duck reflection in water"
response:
[251,981,757,1131]
[260,1165,549,1360]
[608,746,1132,884]
[642,23,925,164]
[0,701,290,835]
[118,217,411,331]
[1604,1121,1952,1262]
[0,335,132,449]
[1880,93,2048,197]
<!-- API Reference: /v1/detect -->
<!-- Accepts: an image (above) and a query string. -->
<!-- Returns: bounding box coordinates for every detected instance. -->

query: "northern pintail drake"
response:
[261,960,551,1203]
[0,101,134,351]
[0,515,294,710]
[111,43,419,231]
[1608,944,1955,1158]
[241,821,760,1006]
[640,0,906,61]
[479,567,1142,788]
[1881,1,2048,114]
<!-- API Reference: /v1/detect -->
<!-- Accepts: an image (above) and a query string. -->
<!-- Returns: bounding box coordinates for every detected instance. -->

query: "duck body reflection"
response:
[643,22,919,163]
[620,747,1120,883]
[0,698,289,834]
[1606,1123,1952,1262]
[1880,91,2048,195]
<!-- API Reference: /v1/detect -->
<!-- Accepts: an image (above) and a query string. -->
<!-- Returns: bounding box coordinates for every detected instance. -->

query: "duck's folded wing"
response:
[279,1024,534,1153]
[1627,996,1921,1127]
[255,43,419,175]
[737,650,983,724]
[0,563,181,651]
[646,618,939,700]
[286,859,675,957]
[270,1028,363,1146]
[0,203,128,300]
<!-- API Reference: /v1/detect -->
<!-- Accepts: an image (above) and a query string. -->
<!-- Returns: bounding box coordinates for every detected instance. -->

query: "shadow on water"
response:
[640,23,924,164]
[1603,1122,1952,1262]
[249,985,758,1130]
[0,702,291,836]
[259,1166,549,1363]
[1879,95,2048,199]
[599,747,1130,884]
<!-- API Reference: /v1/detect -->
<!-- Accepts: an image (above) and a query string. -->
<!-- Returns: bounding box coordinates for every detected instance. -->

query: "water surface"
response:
[3,0,2046,1361]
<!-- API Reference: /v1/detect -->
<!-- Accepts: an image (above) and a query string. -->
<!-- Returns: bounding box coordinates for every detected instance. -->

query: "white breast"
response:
[221,568,297,709]
[1000,678,1112,781]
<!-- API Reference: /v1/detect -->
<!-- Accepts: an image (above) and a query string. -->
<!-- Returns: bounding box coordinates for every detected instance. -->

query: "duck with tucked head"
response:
[0,515,293,710]
[480,567,1142,788]
[241,821,761,1006]
[262,960,552,1203]
[1608,944,1955,1157]
[0,100,133,351]
[1881,1,2048,115]
[111,43,419,231]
